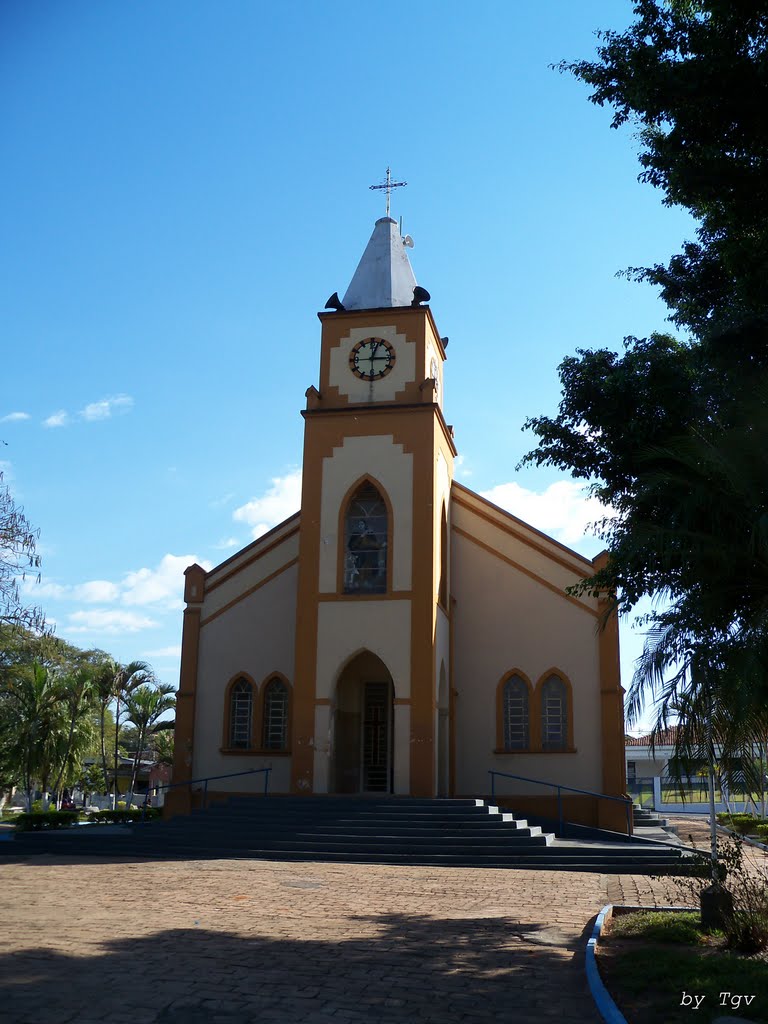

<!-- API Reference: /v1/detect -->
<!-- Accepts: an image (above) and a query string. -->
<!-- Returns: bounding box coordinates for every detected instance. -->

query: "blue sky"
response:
[2,1,695,731]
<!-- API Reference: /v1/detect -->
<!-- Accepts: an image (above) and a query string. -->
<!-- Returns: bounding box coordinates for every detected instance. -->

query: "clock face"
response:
[349,338,396,381]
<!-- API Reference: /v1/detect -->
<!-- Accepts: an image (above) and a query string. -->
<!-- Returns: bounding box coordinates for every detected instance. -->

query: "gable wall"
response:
[451,493,603,797]
[192,535,299,792]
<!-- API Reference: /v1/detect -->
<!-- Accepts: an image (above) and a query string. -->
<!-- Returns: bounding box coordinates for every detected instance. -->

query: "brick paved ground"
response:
[0,855,649,1024]
[5,818,757,1024]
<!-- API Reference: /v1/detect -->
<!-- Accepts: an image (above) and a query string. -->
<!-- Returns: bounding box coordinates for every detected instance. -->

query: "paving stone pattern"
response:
[3,813,741,1024]
[0,856,637,1024]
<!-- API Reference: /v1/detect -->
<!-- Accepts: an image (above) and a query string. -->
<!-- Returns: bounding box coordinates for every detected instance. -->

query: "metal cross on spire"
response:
[369,166,407,218]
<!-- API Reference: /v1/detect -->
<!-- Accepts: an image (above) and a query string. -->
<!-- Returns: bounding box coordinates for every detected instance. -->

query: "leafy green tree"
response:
[0,663,66,809]
[523,2,768,753]
[0,471,43,634]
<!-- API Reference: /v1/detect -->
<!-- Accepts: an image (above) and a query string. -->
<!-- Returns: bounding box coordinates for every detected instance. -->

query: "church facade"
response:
[169,217,627,831]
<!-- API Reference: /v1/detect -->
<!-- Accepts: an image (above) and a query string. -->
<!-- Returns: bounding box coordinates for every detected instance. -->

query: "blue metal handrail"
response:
[488,769,632,837]
[141,767,271,821]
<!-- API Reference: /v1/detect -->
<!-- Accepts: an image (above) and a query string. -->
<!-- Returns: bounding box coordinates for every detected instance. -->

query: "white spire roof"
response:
[341,217,418,310]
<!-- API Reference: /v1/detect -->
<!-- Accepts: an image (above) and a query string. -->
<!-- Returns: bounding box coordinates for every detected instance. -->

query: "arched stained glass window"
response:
[262,678,289,750]
[229,679,253,749]
[541,674,568,751]
[503,675,529,750]
[344,482,387,594]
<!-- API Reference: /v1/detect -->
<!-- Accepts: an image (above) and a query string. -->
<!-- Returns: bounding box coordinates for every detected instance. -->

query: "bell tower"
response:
[291,216,456,796]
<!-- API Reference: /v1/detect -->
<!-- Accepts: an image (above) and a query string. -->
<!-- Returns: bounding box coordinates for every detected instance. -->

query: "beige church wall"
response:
[329,324,415,404]
[450,527,602,798]
[202,527,300,622]
[434,606,450,789]
[192,562,298,793]
[318,435,414,593]
[393,703,411,794]
[425,334,444,410]
[434,445,453,601]
[313,704,332,793]
[315,599,412,699]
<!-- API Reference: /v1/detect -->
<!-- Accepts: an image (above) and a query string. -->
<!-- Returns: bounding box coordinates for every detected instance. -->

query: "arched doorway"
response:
[437,664,449,797]
[332,651,394,794]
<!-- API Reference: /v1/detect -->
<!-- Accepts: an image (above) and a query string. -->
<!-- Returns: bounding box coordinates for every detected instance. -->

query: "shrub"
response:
[756,824,768,842]
[664,834,768,953]
[14,812,78,831]
[87,808,160,824]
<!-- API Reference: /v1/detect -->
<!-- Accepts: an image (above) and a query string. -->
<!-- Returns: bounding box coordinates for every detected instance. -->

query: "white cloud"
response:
[43,410,69,428]
[122,554,212,610]
[66,609,158,634]
[0,412,30,423]
[213,536,241,551]
[27,554,213,616]
[480,480,615,547]
[73,580,121,603]
[233,469,302,539]
[144,644,182,659]
[454,454,472,479]
[80,395,134,422]
[210,492,236,509]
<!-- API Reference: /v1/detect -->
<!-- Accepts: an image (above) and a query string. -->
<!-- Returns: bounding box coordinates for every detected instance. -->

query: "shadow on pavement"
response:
[1,908,600,1024]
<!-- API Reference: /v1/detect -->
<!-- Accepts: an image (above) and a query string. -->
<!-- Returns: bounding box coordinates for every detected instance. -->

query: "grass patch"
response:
[610,909,719,945]
[600,911,768,1023]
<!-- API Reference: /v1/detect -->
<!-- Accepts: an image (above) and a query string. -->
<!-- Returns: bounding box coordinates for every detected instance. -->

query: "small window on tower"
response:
[344,482,388,594]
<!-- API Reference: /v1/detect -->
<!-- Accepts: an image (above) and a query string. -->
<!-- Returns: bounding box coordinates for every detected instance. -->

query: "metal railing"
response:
[488,769,632,837]
[141,767,271,821]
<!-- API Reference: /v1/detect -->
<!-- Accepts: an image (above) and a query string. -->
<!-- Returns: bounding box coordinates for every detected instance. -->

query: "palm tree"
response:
[90,659,154,807]
[49,668,97,808]
[123,683,176,806]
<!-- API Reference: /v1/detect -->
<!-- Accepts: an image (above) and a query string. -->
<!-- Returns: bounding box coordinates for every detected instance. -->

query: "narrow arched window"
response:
[262,678,289,750]
[541,674,568,751]
[503,675,529,750]
[229,679,253,749]
[344,482,387,594]
[439,504,448,608]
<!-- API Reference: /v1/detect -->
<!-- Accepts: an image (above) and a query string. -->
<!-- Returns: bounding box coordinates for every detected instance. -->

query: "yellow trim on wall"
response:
[452,525,599,618]
[200,559,299,627]
[452,482,593,569]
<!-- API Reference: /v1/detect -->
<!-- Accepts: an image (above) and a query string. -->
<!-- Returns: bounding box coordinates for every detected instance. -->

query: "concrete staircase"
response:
[633,803,668,829]
[2,797,697,873]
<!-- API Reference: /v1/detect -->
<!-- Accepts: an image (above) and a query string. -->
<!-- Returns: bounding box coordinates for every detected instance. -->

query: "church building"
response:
[169,215,627,831]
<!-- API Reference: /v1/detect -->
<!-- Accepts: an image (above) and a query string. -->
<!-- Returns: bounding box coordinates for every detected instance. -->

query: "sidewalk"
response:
[0,856,620,1024]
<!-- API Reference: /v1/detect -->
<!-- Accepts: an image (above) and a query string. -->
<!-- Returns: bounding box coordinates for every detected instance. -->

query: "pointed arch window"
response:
[344,482,387,594]
[438,504,448,608]
[229,679,253,749]
[541,674,568,751]
[262,678,289,750]
[503,674,530,751]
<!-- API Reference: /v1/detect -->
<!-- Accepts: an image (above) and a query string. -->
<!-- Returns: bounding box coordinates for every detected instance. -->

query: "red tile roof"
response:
[625,726,679,747]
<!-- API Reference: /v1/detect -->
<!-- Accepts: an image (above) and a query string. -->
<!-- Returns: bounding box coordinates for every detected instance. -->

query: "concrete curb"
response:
[587,903,694,1024]
[715,822,768,854]
[586,905,628,1024]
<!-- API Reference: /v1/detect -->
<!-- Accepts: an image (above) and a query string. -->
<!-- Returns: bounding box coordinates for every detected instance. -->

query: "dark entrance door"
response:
[362,682,391,792]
